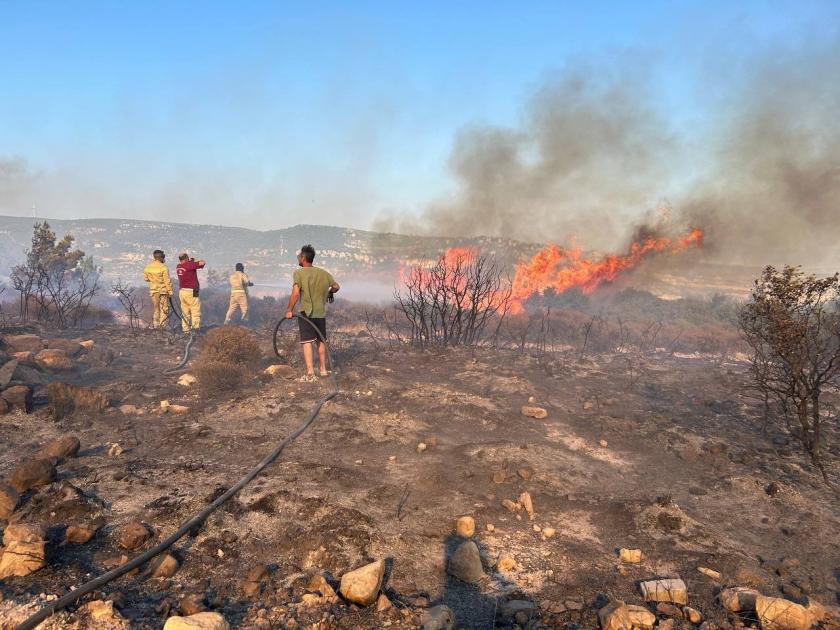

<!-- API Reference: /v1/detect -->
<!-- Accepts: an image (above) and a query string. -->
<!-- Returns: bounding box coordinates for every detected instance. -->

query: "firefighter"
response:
[285,244,340,381]
[176,252,206,332]
[224,262,253,324]
[143,249,173,328]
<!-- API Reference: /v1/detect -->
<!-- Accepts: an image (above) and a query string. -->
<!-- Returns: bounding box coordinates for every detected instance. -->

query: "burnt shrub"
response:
[195,360,246,394]
[201,325,262,366]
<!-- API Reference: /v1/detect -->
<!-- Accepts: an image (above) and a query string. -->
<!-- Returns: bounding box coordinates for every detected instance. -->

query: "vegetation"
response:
[195,325,263,394]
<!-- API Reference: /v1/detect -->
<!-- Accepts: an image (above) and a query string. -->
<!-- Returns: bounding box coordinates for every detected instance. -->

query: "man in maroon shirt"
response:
[176,252,206,332]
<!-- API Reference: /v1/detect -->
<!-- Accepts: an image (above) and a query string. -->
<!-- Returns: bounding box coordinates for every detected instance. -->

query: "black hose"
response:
[15,315,337,630]
[162,296,195,374]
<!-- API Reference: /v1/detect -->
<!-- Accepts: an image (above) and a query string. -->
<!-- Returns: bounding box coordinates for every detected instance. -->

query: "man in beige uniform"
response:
[143,249,173,328]
[224,262,253,324]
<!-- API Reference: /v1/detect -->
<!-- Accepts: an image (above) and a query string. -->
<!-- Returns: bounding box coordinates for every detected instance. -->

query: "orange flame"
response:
[510,228,703,306]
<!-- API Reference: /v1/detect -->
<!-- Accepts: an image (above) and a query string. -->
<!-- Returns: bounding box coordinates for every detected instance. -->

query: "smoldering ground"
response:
[378,40,840,269]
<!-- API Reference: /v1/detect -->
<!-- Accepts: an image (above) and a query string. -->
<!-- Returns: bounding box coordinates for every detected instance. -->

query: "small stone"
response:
[619,548,642,563]
[455,516,475,538]
[417,442,427,453]
[83,599,125,622]
[242,565,268,598]
[79,340,95,350]
[627,604,657,628]
[684,606,702,623]
[527,396,536,403]
[163,612,230,630]
[0,359,18,389]
[583,401,595,410]
[542,527,555,539]
[420,605,455,630]
[35,348,74,371]
[34,436,81,462]
[516,467,534,480]
[10,458,56,493]
[116,520,153,550]
[719,587,760,613]
[264,364,296,379]
[178,374,197,386]
[755,595,815,630]
[179,594,207,616]
[519,491,534,519]
[339,559,385,606]
[1,385,34,413]
[496,553,516,572]
[167,404,190,414]
[0,539,47,578]
[66,518,104,544]
[492,469,506,484]
[376,593,392,612]
[639,578,688,605]
[599,601,633,630]
[656,602,684,618]
[448,541,484,584]
[485,523,495,532]
[697,566,722,581]
[0,482,19,519]
[119,404,142,415]
[500,599,535,620]
[532,524,541,532]
[599,439,609,448]
[658,619,676,630]
[521,405,548,419]
[501,499,519,512]
[108,443,124,458]
[150,553,180,578]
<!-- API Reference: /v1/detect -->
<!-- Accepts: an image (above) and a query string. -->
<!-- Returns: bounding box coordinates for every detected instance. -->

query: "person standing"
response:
[224,262,253,324]
[143,249,173,328]
[176,252,206,332]
[285,244,340,381]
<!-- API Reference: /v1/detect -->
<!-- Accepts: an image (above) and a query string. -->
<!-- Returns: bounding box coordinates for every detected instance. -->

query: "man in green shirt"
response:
[285,244,340,380]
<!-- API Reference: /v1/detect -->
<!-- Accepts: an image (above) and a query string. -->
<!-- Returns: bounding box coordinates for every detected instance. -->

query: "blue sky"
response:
[0,1,838,232]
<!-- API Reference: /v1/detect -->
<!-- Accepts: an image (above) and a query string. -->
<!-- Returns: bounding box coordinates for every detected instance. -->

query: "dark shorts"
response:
[298,315,327,344]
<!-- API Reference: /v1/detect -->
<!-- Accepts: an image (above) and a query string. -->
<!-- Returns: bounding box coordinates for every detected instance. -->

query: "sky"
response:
[1,0,838,236]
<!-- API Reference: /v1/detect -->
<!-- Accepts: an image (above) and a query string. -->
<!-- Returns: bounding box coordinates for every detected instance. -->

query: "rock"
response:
[492,469,506,483]
[658,620,676,630]
[376,593,392,612]
[307,574,338,602]
[12,351,35,364]
[599,439,609,448]
[83,599,124,622]
[178,374,197,387]
[34,436,80,462]
[519,491,534,519]
[521,405,548,419]
[684,606,703,623]
[0,483,19,519]
[264,364,296,379]
[719,587,760,613]
[1,385,33,413]
[496,553,517,572]
[179,594,207,616]
[47,338,83,357]
[697,566,722,581]
[119,404,143,415]
[35,348,74,371]
[65,519,104,544]
[455,516,475,538]
[416,442,427,453]
[0,539,47,578]
[599,601,633,630]
[501,499,519,512]
[149,553,180,578]
[447,540,484,584]
[166,404,190,415]
[163,612,230,630]
[242,565,269,597]
[3,523,46,545]
[486,523,495,532]
[639,578,688,605]
[755,595,815,630]
[108,443,124,458]
[619,548,642,563]
[339,559,385,606]
[627,604,657,628]
[517,467,534,480]
[542,527,556,539]
[501,600,536,620]
[9,458,56,492]
[583,401,596,410]
[0,359,18,389]
[0,398,9,416]
[116,520,153,550]
[79,340,95,350]
[420,605,455,630]
[3,334,45,354]
[656,602,684,619]
[734,566,769,587]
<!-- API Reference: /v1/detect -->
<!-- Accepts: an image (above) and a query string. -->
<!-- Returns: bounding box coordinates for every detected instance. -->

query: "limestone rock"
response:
[599,601,633,630]
[10,458,56,493]
[163,612,230,630]
[542,527,556,539]
[178,374,197,387]
[496,553,517,572]
[0,398,9,415]
[4,523,46,545]
[376,593,393,612]
[656,603,684,619]
[3,334,44,354]
[34,436,81,462]
[627,604,657,628]
[684,606,702,624]
[119,404,143,415]
[1,385,33,413]
[264,364,296,379]
[455,516,475,538]
[307,574,338,602]
[79,340,95,350]
[719,587,760,613]
[65,518,104,544]
[501,600,536,621]
[697,566,722,581]
[639,578,688,605]
[83,599,125,622]
[149,553,180,578]
[447,541,484,584]
[519,491,534,520]
[521,405,548,419]
[179,594,207,616]
[517,467,534,480]
[755,595,815,630]
[620,548,642,563]
[339,559,385,606]
[116,520,153,550]
[242,565,268,598]
[420,605,455,630]
[0,359,18,389]
[0,483,19,519]
[501,499,519,512]
[47,339,83,357]
[0,539,47,578]
[35,348,74,371]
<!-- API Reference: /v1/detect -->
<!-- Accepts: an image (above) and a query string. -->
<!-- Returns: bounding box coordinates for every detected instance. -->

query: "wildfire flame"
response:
[511,227,703,305]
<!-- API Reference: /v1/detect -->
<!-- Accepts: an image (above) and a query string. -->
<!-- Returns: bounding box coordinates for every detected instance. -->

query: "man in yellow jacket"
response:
[143,249,173,328]
[224,262,253,324]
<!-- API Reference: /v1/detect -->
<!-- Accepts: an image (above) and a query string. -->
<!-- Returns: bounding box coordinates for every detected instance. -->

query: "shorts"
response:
[298,315,327,344]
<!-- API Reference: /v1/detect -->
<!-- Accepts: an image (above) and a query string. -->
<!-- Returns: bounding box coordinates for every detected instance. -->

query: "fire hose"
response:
[162,296,196,375]
[15,315,338,630]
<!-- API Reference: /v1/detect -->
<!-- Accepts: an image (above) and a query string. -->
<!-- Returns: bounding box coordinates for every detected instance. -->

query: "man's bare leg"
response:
[302,341,316,376]
[317,340,328,375]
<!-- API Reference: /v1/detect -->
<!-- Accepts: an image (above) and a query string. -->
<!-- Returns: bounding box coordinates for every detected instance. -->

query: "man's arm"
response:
[285,284,300,319]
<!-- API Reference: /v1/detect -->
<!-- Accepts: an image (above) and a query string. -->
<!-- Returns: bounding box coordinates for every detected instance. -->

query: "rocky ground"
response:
[0,323,839,630]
